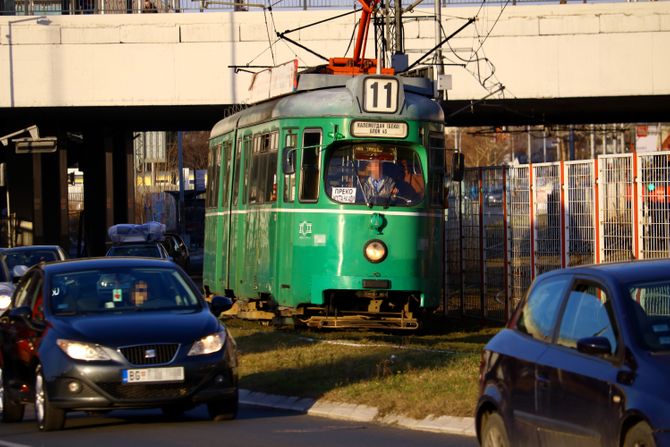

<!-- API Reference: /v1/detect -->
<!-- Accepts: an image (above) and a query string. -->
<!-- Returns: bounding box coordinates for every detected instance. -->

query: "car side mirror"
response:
[209,295,233,317]
[451,152,464,182]
[577,336,612,356]
[283,147,296,175]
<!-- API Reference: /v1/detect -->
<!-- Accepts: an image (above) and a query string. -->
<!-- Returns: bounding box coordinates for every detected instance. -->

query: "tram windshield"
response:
[326,144,425,207]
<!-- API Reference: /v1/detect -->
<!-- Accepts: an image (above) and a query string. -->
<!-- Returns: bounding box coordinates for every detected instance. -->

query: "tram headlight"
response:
[364,239,387,263]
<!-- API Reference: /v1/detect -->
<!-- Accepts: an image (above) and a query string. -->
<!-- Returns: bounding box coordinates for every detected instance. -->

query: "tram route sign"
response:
[331,187,356,203]
[351,121,408,138]
[362,77,399,113]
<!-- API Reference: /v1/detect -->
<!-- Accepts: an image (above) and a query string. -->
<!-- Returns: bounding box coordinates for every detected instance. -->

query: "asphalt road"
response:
[0,404,477,447]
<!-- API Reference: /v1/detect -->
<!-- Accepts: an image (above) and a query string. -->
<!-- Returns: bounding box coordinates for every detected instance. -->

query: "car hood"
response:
[49,309,220,347]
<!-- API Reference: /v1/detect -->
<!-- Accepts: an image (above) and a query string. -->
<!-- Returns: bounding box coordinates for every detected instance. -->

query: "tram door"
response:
[277,130,298,304]
[204,140,225,294]
[223,137,243,290]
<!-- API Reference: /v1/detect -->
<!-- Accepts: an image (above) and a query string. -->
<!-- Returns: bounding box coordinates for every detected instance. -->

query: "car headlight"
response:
[188,330,226,356]
[364,239,387,263]
[0,294,11,311]
[57,339,111,361]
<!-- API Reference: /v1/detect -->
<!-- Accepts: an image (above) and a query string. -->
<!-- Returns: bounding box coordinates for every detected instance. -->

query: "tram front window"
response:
[326,144,424,207]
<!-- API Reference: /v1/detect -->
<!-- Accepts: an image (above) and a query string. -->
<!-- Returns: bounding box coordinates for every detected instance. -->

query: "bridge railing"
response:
[446,151,670,322]
[2,0,663,15]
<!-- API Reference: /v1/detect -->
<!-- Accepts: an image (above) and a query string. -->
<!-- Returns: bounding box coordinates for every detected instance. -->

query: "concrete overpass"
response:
[1,2,669,128]
[0,2,669,255]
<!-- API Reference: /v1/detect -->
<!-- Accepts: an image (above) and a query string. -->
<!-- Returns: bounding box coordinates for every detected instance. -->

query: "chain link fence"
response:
[447,152,670,322]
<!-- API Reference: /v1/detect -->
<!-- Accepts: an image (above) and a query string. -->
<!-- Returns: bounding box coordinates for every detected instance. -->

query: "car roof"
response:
[0,245,63,252]
[540,258,670,285]
[40,257,174,274]
[109,242,162,247]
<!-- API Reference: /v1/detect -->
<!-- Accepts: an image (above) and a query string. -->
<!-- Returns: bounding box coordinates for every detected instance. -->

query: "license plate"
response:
[122,367,184,384]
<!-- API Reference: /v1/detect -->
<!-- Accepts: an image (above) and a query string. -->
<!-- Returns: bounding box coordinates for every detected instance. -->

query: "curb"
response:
[239,389,476,437]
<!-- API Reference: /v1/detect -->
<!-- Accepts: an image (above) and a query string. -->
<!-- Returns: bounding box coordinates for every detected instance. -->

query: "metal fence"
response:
[2,0,664,15]
[447,152,670,322]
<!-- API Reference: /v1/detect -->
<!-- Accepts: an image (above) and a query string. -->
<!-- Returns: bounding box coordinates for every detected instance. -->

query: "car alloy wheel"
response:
[481,412,510,447]
[35,365,65,431]
[1,367,25,423]
[624,421,656,447]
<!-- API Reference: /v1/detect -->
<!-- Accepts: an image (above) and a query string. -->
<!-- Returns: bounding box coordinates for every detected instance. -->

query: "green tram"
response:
[203,73,445,330]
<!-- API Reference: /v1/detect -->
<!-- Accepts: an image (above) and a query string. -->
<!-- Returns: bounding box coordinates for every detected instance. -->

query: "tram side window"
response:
[248,131,279,204]
[232,138,242,206]
[206,142,222,208]
[428,133,445,208]
[300,130,321,202]
[241,136,252,205]
[220,140,232,208]
[284,132,297,203]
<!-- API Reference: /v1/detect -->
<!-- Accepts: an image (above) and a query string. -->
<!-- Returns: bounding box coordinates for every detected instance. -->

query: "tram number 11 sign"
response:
[363,77,399,114]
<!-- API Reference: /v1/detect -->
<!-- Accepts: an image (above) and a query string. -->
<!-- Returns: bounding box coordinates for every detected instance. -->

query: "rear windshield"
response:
[107,245,161,258]
[5,250,60,270]
[49,267,201,315]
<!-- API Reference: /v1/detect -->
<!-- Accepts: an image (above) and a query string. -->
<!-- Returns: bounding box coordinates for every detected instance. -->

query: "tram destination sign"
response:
[351,121,408,138]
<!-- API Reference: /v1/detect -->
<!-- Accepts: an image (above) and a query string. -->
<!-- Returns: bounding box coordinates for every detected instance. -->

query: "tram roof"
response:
[210,74,444,139]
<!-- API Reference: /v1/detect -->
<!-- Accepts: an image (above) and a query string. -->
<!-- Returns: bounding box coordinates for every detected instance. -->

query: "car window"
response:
[628,281,670,351]
[516,275,570,342]
[49,267,201,314]
[13,271,40,309]
[557,283,618,355]
[30,274,45,321]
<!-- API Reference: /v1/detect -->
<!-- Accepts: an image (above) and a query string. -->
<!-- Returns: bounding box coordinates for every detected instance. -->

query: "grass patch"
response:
[227,317,501,419]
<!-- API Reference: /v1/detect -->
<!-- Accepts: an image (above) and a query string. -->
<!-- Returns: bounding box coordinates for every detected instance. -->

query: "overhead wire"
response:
[441,0,510,97]
[263,4,277,65]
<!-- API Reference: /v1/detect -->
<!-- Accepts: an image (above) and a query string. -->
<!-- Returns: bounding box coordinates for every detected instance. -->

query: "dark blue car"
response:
[0,257,237,431]
[477,259,670,447]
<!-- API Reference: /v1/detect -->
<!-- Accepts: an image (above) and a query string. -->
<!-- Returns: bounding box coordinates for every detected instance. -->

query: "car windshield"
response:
[49,267,201,315]
[627,281,670,352]
[5,250,60,270]
[107,245,161,258]
[325,144,424,207]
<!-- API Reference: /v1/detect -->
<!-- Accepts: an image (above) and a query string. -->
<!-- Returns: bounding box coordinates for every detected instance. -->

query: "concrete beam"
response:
[0,3,668,109]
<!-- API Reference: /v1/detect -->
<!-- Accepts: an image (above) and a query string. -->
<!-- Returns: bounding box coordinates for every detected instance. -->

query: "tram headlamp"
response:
[364,239,387,263]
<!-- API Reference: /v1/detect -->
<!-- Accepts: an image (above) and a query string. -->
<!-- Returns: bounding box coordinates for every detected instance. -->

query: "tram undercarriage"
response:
[222,290,423,330]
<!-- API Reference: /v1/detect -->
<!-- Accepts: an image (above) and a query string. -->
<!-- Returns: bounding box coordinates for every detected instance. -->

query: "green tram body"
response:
[203,73,445,330]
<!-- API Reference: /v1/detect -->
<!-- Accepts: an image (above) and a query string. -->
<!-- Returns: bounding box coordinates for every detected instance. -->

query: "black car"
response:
[0,257,237,431]
[476,259,670,447]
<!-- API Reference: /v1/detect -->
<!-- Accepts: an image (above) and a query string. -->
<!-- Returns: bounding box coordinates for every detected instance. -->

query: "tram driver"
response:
[361,159,419,206]
[361,159,398,204]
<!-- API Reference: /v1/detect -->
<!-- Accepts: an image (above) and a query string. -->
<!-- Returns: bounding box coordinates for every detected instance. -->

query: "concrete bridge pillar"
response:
[81,128,135,257]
